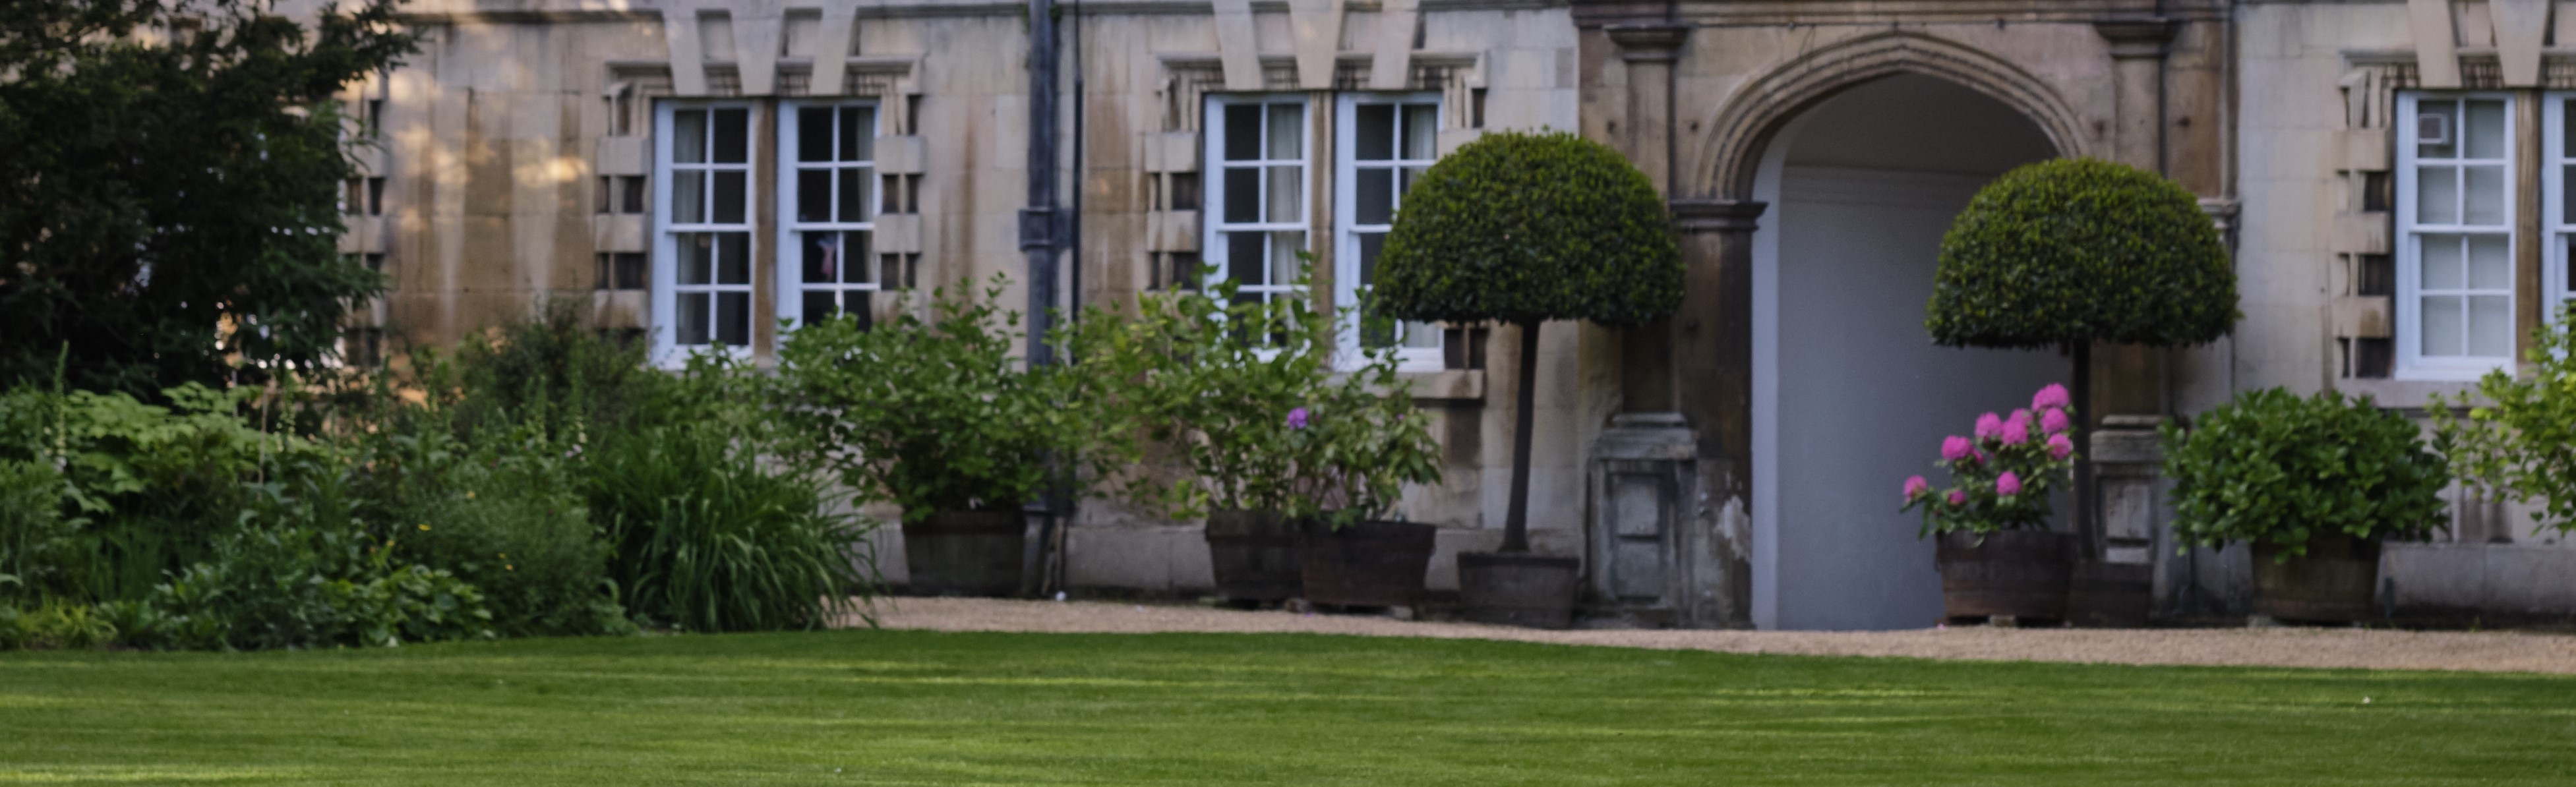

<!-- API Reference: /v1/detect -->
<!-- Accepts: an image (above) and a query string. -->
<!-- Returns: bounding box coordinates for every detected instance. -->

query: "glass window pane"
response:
[2566,100,2576,159]
[1266,103,1303,160]
[803,291,839,325]
[845,291,872,330]
[678,293,711,345]
[713,171,746,223]
[1402,167,1424,200]
[803,231,841,283]
[1223,167,1259,223]
[839,167,872,223]
[1402,104,1437,160]
[1223,104,1261,161]
[717,292,750,346]
[2423,295,2465,356]
[2418,166,2459,225]
[1268,231,1303,284]
[1227,231,1264,285]
[799,106,833,162]
[2465,165,2507,225]
[716,233,750,285]
[2469,234,2513,289]
[2564,167,2576,224]
[2422,234,2464,289]
[713,108,749,163]
[2465,100,2507,160]
[671,171,705,223]
[1358,232,1383,286]
[673,109,707,163]
[622,176,647,213]
[2469,295,2514,356]
[1356,168,1393,225]
[2418,100,2458,160]
[842,106,874,161]
[1356,104,1394,161]
[798,169,831,223]
[846,232,872,283]
[1266,165,1301,222]
[678,233,713,285]
[1402,320,1441,349]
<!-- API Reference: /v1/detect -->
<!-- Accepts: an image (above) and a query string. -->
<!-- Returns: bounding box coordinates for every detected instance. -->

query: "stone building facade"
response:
[322,0,2575,628]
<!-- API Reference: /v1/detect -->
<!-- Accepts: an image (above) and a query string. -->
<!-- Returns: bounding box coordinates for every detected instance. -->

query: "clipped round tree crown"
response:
[1374,131,1681,326]
[1929,158,2237,349]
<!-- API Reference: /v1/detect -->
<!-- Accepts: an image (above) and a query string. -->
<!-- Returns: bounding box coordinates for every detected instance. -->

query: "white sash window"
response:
[653,102,760,358]
[779,100,880,330]
[2397,92,2516,378]
[1335,93,1444,370]
[1203,95,1311,312]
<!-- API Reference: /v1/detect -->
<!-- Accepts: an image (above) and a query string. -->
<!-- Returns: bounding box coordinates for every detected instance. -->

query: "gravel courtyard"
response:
[860,597,2576,675]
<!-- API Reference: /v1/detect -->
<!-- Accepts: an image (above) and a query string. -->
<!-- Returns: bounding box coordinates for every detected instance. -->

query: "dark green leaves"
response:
[1929,158,2238,349]
[1373,131,1681,326]
[2163,388,2449,556]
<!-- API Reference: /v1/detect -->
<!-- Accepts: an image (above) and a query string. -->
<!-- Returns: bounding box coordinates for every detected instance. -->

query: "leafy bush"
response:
[1902,384,2080,535]
[1929,158,2236,350]
[2162,388,2449,557]
[140,520,493,651]
[0,459,74,603]
[587,421,873,632]
[1373,131,1679,326]
[448,303,661,441]
[367,424,629,639]
[2431,306,2576,533]
[0,600,118,651]
[775,277,1091,518]
[1096,276,1439,527]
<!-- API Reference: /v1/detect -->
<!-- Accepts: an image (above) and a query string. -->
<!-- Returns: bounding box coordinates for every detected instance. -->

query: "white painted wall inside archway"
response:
[1751,74,2066,631]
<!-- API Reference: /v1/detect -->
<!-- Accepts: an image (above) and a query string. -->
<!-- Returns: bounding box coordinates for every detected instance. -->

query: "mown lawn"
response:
[1,628,2570,785]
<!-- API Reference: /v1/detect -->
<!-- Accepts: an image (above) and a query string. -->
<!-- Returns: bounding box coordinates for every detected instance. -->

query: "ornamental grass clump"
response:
[2162,388,2448,558]
[1902,384,2079,535]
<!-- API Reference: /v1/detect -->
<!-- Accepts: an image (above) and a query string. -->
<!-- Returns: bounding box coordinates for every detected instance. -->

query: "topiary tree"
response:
[1930,158,2236,535]
[1375,131,1680,554]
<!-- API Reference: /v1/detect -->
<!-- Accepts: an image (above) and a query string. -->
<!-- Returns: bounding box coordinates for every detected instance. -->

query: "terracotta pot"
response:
[1204,509,1300,602]
[2251,533,2381,623]
[1934,529,2074,624]
[901,508,1026,597]
[1298,518,1435,608]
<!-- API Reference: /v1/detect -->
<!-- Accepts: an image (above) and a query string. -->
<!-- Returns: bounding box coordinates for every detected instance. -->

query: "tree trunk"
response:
[1503,319,1540,553]
[2071,341,2095,559]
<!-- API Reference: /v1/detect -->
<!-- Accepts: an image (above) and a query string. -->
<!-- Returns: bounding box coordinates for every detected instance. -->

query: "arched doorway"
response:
[1749,73,2064,630]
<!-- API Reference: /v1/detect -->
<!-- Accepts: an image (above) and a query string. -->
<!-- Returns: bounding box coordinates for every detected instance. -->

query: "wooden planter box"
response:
[1934,530,2074,624]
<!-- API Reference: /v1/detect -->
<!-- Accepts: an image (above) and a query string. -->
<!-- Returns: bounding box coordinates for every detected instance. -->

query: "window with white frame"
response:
[779,100,880,330]
[655,103,758,354]
[2397,93,2517,377]
[1203,96,1309,311]
[1335,93,1443,370]
[2546,93,2576,323]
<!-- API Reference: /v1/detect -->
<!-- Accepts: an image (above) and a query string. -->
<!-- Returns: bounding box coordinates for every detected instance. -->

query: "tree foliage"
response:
[1372,131,1681,327]
[0,0,416,397]
[2430,305,2576,533]
[1929,158,2237,349]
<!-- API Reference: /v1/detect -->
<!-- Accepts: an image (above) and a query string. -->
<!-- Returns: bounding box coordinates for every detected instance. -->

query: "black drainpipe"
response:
[1020,0,1062,596]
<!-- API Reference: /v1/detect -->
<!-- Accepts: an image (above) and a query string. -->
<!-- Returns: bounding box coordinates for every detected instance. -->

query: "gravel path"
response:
[854,597,2576,675]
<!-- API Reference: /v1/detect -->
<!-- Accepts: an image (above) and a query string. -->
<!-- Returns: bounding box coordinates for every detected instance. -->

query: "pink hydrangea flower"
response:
[1940,435,1973,462]
[1996,471,2022,497]
[1973,412,2004,441]
[2000,411,2032,446]
[2047,432,2074,459]
[1946,490,1968,506]
[2040,407,2071,435]
[2032,383,2072,411]
[1903,475,1930,501]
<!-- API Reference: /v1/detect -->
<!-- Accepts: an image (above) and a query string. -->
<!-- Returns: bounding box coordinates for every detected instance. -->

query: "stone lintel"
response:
[1669,198,1764,233]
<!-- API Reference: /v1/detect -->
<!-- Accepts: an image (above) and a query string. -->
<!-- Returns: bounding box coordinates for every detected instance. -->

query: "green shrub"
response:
[1373,131,1679,326]
[140,522,493,651]
[1930,158,2236,350]
[2162,388,2449,558]
[1095,273,1439,527]
[775,277,1092,519]
[449,303,661,441]
[586,421,874,632]
[0,458,74,603]
[373,432,629,638]
[2431,305,2576,533]
[0,600,117,651]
